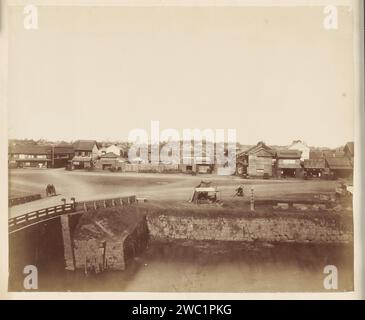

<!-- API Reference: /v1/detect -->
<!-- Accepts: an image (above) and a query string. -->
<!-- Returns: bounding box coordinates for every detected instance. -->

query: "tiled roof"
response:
[323,150,345,157]
[325,156,352,170]
[243,142,276,157]
[73,140,98,151]
[276,150,302,159]
[54,144,74,154]
[9,144,52,155]
[303,159,326,169]
[309,150,324,159]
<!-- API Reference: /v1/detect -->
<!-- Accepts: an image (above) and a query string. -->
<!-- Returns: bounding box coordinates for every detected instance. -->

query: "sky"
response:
[7,5,355,148]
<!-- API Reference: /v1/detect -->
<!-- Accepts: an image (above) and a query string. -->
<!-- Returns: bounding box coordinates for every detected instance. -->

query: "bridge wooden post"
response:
[71,197,76,210]
[60,215,76,271]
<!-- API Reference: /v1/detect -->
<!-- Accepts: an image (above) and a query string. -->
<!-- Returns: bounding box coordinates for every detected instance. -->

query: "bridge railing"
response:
[8,203,75,232]
[8,195,137,232]
[75,195,136,212]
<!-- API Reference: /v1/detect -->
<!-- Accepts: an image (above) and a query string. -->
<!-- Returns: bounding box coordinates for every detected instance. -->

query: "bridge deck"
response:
[9,192,135,218]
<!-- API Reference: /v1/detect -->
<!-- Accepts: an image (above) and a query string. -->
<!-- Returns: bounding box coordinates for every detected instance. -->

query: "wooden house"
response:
[53,143,74,168]
[8,144,52,168]
[71,140,99,169]
[237,142,276,178]
[275,150,303,178]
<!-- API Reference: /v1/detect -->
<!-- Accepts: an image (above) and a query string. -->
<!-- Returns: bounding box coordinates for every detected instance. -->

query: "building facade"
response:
[53,144,75,168]
[99,152,125,170]
[325,156,353,179]
[71,140,99,169]
[303,159,326,178]
[238,142,276,178]
[8,145,52,168]
[275,150,303,178]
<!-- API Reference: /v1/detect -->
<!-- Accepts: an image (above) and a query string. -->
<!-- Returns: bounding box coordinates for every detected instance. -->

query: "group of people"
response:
[46,184,57,197]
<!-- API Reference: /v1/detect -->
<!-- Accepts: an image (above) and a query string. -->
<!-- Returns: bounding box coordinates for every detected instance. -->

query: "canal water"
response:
[10,240,353,292]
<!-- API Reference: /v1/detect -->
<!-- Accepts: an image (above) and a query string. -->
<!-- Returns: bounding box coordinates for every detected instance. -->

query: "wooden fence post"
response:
[250,188,255,212]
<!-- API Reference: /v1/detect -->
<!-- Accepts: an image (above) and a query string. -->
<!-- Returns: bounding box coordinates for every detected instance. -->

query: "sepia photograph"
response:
[1,0,364,298]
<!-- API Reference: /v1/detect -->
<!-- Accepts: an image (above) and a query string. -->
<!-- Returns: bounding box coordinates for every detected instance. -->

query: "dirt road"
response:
[9,168,337,217]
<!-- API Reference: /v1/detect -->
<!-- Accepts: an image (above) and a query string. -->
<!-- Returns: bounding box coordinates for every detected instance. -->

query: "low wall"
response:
[9,194,41,207]
[146,211,352,244]
[122,163,180,173]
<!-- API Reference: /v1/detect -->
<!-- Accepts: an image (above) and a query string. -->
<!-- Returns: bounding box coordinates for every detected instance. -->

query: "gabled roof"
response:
[9,144,52,155]
[325,156,352,170]
[276,150,302,159]
[323,150,345,158]
[344,142,354,156]
[242,142,276,157]
[288,140,309,149]
[54,143,74,154]
[73,140,98,151]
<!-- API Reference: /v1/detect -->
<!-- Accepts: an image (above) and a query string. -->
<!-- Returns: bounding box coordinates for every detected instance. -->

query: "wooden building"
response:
[99,152,125,170]
[53,143,74,168]
[71,140,99,169]
[303,159,326,178]
[237,142,276,178]
[325,156,353,179]
[8,144,52,168]
[275,150,302,178]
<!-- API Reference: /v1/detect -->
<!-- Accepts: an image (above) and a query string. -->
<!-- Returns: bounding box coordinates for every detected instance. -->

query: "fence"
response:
[9,194,42,207]
[75,195,136,212]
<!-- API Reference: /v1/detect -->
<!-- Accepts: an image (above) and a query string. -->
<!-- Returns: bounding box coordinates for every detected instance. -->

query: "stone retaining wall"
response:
[147,213,352,244]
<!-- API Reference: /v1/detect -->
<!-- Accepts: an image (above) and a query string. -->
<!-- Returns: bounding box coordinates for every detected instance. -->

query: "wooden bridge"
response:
[8,203,76,233]
[8,195,137,233]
